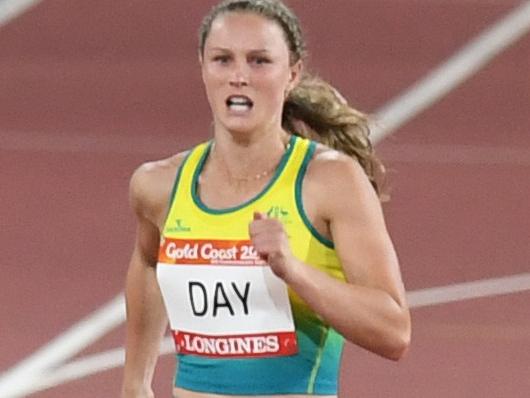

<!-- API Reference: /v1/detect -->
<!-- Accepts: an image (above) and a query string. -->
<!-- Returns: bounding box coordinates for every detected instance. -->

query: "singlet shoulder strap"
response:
[164,141,211,220]
[264,136,313,193]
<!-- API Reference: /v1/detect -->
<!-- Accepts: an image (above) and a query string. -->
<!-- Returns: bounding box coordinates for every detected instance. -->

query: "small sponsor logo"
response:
[167,218,191,233]
[266,206,290,221]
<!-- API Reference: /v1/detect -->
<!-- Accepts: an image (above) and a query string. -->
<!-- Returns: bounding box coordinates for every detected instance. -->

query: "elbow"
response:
[383,314,411,361]
[356,327,410,361]
[354,319,411,361]
[384,329,410,361]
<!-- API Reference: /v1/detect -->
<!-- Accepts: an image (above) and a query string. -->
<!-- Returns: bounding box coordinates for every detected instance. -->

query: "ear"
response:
[287,60,303,91]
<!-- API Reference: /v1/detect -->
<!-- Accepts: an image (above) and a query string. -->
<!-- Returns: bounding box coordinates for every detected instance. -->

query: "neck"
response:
[208,127,291,184]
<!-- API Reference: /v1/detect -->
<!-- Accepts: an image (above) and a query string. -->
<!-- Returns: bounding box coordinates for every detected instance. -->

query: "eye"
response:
[212,55,230,64]
[250,56,271,65]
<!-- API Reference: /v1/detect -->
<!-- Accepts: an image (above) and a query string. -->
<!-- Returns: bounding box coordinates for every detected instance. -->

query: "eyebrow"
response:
[208,47,271,54]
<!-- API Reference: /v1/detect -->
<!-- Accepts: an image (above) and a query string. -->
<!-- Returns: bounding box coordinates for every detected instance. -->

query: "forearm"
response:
[122,258,168,396]
[285,259,410,360]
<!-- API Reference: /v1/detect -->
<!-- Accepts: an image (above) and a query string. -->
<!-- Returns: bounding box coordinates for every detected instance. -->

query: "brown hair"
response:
[199,0,386,198]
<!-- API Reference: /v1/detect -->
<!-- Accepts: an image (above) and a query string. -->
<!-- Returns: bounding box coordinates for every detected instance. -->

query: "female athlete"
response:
[121,1,411,397]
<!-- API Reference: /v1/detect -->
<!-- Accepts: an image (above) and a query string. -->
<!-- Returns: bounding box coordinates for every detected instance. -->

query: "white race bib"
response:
[157,238,298,358]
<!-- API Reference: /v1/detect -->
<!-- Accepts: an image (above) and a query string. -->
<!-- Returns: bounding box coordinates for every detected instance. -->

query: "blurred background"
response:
[1,0,529,397]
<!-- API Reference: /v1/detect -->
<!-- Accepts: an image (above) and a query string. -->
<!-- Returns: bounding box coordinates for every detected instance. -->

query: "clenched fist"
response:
[248,211,297,280]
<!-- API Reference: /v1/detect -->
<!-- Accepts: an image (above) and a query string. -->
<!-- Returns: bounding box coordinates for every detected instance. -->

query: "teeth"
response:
[227,96,252,106]
[230,104,250,112]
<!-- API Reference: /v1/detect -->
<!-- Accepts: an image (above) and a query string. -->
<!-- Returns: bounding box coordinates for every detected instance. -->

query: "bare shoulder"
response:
[305,143,375,195]
[129,150,190,226]
[307,144,368,180]
[304,143,380,220]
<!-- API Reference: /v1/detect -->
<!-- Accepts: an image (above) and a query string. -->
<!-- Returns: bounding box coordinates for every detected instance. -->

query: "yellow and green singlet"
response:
[158,135,346,395]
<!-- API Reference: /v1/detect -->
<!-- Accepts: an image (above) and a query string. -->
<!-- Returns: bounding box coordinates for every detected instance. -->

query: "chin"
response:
[224,126,256,137]
[220,119,259,136]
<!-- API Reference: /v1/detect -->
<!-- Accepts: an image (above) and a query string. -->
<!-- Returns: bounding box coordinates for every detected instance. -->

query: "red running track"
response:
[1,1,529,397]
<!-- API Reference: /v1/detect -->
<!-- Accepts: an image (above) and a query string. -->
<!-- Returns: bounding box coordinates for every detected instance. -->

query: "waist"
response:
[174,387,337,398]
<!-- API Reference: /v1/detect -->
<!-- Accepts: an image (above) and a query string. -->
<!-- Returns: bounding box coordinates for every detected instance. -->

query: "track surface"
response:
[1,1,529,397]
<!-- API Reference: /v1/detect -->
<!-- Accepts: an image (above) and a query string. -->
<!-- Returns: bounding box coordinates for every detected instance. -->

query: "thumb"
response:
[253,211,267,221]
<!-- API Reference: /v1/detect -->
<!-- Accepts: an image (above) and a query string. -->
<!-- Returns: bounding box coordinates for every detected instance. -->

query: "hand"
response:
[249,211,297,280]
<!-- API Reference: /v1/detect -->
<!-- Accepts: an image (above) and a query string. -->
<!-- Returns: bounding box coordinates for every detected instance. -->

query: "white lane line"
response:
[408,273,530,308]
[7,272,530,398]
[371,0,530,142]
[2,2,530,397]
[0,338,175,398]
[0,295,125,397]
[379,143,530,166]
[0,0,42,27]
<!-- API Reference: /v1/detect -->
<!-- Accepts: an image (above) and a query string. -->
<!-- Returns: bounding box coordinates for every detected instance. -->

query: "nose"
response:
[229,62,249,88]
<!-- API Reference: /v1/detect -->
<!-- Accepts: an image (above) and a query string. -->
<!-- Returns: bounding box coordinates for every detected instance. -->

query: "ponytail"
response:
[282,74,387,200]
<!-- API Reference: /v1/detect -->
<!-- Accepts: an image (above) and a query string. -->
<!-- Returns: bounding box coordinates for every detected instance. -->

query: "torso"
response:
[143,137,343,396]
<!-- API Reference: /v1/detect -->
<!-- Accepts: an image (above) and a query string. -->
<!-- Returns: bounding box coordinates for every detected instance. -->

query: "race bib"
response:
[156,238,298,358]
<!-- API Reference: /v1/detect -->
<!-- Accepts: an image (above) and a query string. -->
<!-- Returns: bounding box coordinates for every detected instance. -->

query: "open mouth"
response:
[226,95,254,112]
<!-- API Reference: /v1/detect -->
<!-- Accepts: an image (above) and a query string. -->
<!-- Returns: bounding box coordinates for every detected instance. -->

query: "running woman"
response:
[122,1,410,397]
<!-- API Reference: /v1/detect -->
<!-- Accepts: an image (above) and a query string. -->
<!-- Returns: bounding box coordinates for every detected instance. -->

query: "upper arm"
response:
[127,151,190,268]
[128,165,163,268]
[308,151,407,307]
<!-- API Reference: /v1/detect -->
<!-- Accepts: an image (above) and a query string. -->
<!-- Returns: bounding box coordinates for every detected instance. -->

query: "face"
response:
[200,12,301,136]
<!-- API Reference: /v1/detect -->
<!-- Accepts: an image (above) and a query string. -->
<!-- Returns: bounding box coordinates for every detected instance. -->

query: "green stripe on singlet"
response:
[307,327,329,393]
